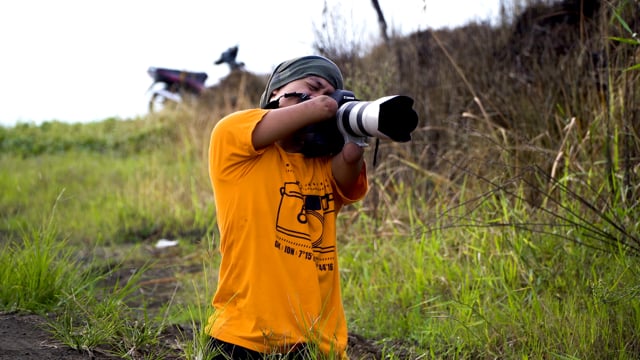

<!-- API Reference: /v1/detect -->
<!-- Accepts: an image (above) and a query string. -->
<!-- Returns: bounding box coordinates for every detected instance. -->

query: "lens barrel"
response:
[336,95,418,142]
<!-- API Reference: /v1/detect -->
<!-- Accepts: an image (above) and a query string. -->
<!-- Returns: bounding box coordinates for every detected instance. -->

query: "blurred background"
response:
[0,0,501,126]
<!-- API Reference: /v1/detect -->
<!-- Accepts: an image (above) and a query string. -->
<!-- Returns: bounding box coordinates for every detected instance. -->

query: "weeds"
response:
[1,0,639,358]
[0,196,87,312]
[48,260,178,359]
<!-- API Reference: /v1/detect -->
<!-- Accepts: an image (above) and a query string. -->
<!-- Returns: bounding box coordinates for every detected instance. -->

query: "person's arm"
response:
[251,95,337,150]
[331,142,365,194]
[252,93,365,194]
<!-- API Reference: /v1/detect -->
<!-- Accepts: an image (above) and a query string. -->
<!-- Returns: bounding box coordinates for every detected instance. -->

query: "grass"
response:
[0,115,214,246]
[1,114,639,358]
[0,216,80,312]
[1,1,639,358]
[339,184,640,358]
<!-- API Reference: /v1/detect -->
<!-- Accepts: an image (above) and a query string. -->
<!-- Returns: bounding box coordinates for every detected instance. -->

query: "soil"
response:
[0,312,115,360]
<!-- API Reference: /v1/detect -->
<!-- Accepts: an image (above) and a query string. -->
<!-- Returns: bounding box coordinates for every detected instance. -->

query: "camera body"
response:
[300,90,419,158]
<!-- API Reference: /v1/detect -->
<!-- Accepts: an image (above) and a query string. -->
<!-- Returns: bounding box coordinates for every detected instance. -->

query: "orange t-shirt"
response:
[207,109,368,356]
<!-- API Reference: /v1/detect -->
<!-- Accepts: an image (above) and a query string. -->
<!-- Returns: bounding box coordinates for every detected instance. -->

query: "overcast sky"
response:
[0,0,501,126]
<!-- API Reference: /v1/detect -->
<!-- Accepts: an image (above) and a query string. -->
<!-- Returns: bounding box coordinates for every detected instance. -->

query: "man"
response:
[207,55,369,359]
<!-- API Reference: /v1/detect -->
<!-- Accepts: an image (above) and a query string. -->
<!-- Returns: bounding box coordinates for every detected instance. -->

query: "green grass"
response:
[0,220,175,358]
[339,186,640,358]
[1,2,639,358]
[0,117,214,246]
[0,219,81,312]
[1,113,639,358]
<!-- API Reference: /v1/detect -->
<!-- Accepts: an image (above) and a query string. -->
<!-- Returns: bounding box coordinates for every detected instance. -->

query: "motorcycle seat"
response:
[150,67,208,85]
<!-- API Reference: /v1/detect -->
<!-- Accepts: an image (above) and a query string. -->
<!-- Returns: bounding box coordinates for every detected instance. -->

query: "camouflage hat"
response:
[259,55,344,108]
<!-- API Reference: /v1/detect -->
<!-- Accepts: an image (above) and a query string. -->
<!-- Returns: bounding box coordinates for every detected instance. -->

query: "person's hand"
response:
[341,142,365,164]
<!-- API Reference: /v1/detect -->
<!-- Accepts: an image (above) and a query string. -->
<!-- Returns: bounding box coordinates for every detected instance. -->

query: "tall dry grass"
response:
[309,0,639,253]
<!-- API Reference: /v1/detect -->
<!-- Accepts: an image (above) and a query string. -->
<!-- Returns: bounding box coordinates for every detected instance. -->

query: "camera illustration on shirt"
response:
[275,182,335,248]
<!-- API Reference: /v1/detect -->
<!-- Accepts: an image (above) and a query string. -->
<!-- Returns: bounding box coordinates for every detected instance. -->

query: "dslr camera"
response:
[300,89,419,157]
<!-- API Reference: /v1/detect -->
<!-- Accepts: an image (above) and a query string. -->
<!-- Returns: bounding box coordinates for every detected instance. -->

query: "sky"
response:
[0,0,501,126]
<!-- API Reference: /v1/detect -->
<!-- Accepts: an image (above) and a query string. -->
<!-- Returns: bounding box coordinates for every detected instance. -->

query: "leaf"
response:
[612,10,633,35]
[623,63,640,72]
[608,36,640,45]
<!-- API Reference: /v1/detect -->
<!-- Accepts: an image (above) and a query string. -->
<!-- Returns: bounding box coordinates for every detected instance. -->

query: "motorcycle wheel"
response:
[148,92,179,113]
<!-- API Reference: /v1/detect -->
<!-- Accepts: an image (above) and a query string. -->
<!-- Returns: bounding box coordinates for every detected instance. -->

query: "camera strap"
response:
[372,137,380,168]
[263,92,311,109]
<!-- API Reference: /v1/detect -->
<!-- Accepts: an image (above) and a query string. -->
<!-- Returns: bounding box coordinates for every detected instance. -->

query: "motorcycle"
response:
[146,46,244,112]
[146,67,207,112]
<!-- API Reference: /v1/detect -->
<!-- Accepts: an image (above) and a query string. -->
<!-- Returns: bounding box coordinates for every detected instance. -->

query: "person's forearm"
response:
[332,142,365,193]
[252,96,337,150]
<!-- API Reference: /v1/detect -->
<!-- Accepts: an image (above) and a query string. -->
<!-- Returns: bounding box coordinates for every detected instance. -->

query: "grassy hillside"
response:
[1,0,639,358]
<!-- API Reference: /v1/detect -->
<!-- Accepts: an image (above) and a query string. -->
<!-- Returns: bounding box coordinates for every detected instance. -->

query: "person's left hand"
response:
[341,142,365,164]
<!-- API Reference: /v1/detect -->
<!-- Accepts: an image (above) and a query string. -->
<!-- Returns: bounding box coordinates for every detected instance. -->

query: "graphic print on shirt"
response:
[275,181,335,267]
